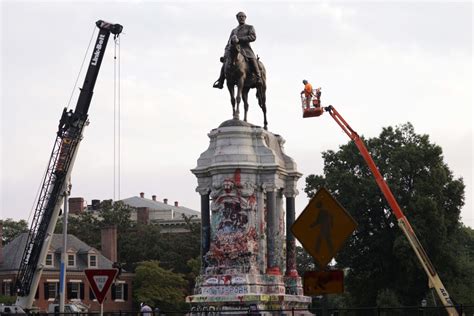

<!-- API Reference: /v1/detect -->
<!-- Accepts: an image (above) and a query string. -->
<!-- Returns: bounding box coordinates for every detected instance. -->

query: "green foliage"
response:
[158,222,201,274]
[119,222,163,271]
[304,122,471,306]
[53,201,202,300]
[0,295,16,305]
[440,225,474,304]
[99,200,133,231]
[133,261,188,311]
[376,289,401,307]
[185,257,201,291]
[56,211,101,249]
[295,246,315,276]
[1,218,28,244]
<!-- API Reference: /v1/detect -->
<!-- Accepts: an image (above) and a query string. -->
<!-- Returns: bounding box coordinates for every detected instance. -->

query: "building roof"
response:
[120,196,201,219]
[0,233,114,272]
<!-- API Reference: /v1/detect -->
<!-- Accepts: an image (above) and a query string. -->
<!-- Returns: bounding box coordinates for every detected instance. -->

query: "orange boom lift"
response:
[306,104,458,316]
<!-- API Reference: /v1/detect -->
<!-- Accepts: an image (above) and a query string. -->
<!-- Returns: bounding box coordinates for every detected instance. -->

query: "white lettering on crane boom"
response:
[91,34,106,66]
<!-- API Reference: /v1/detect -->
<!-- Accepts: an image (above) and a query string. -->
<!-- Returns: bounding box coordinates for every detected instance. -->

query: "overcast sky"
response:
[1,1,472,229]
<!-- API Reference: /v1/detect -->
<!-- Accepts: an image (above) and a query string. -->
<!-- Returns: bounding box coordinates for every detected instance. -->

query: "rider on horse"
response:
[213,12,263,89]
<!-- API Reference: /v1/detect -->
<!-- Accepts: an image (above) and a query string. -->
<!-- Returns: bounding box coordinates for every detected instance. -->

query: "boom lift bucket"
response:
[302,88,324,117]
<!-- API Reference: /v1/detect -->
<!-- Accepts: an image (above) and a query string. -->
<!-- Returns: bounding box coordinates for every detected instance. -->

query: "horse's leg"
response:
[257,85,268,130]
[236,77,245,120]
[227,83,237,119]
[242,87,250,122]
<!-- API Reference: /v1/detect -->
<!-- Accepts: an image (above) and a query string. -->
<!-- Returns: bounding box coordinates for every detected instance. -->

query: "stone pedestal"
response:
[187,119,311,315]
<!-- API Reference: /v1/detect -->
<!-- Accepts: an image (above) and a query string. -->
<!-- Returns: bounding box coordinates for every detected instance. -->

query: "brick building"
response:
[0,225,133,312]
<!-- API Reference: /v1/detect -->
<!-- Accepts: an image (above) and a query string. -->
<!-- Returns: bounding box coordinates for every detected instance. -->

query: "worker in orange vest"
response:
[300,80,313,109]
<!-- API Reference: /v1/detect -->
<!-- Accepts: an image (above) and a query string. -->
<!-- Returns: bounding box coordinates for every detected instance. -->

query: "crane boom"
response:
[15,20,122,310]
[322,105,458,316]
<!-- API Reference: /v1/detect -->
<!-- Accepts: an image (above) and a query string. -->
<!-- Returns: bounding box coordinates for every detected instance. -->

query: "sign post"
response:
[85,269,118,316]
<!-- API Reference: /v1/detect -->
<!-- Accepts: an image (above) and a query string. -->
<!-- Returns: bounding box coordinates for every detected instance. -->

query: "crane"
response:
[15,20,123,310]
[309,104,458,316]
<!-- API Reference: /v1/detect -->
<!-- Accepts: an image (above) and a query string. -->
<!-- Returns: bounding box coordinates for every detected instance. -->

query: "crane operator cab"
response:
[301,86,324,118]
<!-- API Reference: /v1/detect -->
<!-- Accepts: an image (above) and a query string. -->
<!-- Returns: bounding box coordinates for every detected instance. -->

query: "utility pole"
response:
[59,184,71,313]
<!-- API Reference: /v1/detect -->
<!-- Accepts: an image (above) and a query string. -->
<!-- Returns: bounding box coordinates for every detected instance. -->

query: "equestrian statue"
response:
[213,12,268,130]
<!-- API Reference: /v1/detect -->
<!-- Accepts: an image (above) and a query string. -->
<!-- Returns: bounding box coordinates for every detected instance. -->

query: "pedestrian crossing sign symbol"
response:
[291,187,357,267]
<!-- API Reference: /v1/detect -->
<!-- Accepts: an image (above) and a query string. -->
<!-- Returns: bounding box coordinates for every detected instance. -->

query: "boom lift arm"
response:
[322,105,458,316]
[15,20,122,310]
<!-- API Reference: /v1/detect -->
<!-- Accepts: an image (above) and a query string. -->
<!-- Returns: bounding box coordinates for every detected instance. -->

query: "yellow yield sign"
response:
[291,187,357,267]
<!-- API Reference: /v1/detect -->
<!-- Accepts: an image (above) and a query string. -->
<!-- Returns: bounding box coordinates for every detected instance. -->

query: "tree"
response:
[443,225,474,304]
[99,200,133,232]
[133,260,188,311]
[0,295,16,305]
[295,245,315,276]
[1,218,28,244]
[158,214,201,274]
[119,222,164,271]
[55,208,101,249]
[304,123,471,306]
[52,201,203,300]
[55,200,134,255]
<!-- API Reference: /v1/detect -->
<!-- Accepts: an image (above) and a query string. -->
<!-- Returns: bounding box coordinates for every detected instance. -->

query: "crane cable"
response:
[28,25,96,224]
[66,25,97,110]
[19,25,97,262]
[113,34,121,201]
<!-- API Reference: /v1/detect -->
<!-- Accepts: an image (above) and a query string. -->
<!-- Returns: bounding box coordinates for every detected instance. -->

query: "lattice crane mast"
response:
[15,20,123,310]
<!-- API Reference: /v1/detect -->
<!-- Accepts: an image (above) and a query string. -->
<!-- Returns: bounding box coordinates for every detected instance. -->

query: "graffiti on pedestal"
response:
[206,169,258,272]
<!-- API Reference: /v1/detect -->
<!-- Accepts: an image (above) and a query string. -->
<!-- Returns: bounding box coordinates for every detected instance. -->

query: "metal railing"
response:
[9,306,474,316]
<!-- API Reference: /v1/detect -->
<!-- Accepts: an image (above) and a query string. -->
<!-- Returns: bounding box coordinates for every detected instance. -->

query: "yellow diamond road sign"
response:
[291,187,357,267]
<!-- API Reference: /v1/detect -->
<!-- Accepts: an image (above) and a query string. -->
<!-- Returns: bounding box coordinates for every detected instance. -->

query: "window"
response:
[45,253,54,267]
[45,282,59,300]
[89,255,97,268]
[2,280,12,296]
[67,281,84,300]
[67,254,75,267]
[112,283,128,301]
[71,283,79,299]
[115,283,124,300]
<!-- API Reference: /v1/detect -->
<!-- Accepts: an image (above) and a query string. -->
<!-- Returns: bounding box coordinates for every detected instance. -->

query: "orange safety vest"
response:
[304,83,313,96]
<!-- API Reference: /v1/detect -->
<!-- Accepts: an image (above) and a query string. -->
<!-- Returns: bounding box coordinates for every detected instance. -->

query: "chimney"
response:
[0,221,3,264]
[137,207,150,225]
[163,198,168,204]
[69,197,85,214]
[91,199,101,210]
[152,195,156,201]
[101,226,117,262]
[174,201,179,207]
[140,192,145,198]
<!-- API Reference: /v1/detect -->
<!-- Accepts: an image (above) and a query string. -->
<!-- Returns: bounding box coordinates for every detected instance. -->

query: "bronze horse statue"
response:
[225,38,267,130]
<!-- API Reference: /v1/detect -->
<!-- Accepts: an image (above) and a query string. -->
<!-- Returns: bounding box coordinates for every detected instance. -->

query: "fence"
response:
[17,305,473,316]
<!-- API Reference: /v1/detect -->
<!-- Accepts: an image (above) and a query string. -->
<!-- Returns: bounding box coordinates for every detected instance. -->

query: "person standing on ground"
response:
[140,302,152,315]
